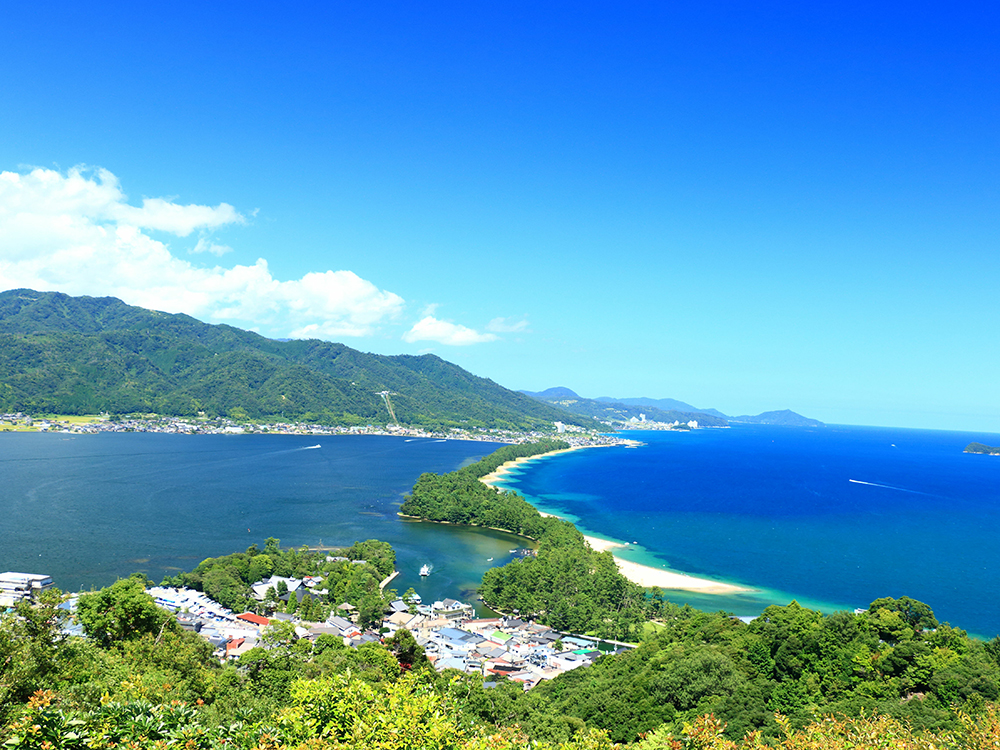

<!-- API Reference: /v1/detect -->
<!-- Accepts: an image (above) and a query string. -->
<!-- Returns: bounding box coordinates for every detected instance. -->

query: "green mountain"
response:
[520,387,729,427]
[0,289,595,430]
[728,409,824,427]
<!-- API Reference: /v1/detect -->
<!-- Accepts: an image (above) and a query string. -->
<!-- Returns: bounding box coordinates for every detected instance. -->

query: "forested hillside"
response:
[0,289,594,430]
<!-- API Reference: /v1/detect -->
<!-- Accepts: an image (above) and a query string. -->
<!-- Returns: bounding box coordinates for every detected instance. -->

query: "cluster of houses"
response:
[4,567,629,690]
[410,619,612,688]
[141,571,624,688]
[2,411,634,448]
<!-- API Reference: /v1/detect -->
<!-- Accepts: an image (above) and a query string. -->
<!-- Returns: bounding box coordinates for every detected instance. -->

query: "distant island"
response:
[727,409,824,428]
[965,442,1000,455]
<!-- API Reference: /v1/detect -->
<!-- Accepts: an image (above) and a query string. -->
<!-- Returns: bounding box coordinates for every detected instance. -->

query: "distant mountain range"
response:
[595,395,729,420]
[0,289,597,431]
[522,388,824,428]
[520,388,728,427]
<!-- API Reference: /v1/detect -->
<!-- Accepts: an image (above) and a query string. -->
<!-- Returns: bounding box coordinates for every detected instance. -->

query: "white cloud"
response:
[487,315,530,333]
[403,316,498,346]
[191,237,234,256]
[0,165,405,338]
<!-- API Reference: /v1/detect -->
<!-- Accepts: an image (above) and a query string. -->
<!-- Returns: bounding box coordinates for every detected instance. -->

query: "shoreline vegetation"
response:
[478,445,752,595]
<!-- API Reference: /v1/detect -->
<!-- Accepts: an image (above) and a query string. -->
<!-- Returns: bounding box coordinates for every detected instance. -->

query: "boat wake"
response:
[848,479,931,496]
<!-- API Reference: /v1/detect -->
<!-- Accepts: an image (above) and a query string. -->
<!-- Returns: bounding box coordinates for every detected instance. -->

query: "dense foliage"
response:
[0,289,598,430]
[161,537,396,629]
[400,440,571,538]
[529,598,1000,743]
[480,521,650,640]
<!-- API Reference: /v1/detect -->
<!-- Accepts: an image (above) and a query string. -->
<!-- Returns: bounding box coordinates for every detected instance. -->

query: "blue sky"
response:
[0,3,997,431]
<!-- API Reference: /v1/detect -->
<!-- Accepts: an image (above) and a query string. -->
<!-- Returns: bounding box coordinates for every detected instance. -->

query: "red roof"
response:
[237,612,270,626]
[226,638,246,652]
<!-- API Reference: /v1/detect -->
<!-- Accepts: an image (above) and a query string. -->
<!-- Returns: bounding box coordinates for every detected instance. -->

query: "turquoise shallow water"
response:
[0,432,521,610]
[492,425,1000,638]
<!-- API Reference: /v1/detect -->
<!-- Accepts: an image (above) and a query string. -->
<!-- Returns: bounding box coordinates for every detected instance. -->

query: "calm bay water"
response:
[491,425,1000,637]
[0,433,519,609]
[5,426,999,636]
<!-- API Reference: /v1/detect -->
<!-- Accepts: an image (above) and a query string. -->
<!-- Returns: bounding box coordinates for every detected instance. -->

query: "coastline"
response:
[479,444,616,488]
[559,516,751,595]
[481,448,753,596]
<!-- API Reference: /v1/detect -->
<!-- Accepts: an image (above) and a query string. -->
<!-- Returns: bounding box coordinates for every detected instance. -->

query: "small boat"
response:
[486,557,493,562]
[419,564,430,576]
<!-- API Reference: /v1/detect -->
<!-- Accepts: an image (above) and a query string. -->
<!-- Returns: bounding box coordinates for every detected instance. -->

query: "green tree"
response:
[75,575,172,649]
[0,589,68,724]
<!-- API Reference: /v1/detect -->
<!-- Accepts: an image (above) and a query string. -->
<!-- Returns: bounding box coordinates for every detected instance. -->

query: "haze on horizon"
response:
[0,5,996,433]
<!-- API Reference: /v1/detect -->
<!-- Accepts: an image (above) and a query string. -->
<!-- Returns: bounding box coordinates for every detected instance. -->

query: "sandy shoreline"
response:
[479,444,606,488]
[481,448,752,595]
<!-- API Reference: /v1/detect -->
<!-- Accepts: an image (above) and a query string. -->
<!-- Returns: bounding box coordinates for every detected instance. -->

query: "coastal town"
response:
[0,411,637,447]
[2,565,628,691]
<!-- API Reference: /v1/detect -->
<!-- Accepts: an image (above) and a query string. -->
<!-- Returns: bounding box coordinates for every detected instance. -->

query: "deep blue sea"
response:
[0,433,516,610]
[4,426,999,636]
[492,425,1000,638]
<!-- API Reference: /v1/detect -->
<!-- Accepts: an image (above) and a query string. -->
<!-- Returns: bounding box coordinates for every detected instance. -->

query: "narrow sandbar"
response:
[482,449,752,595]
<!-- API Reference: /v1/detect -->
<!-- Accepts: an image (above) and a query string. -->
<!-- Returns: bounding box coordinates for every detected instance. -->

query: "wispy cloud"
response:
[487,315,530,333]
[190,237,234,256]
[0,165,404,338]
[402,316,498,346]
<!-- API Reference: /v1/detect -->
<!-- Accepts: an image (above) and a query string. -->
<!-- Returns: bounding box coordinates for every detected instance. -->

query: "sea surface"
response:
[0,432,518,610]
[5,426,999,637]
[491,425,1000,638]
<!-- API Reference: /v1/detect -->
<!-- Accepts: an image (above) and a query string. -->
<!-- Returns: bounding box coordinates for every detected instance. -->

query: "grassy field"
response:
[50,414,107,424]
[641,621,667,639]
[0,414,108,431]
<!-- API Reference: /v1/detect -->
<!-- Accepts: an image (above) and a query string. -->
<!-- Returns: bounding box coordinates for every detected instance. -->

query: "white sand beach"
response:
[481,449,752,595]
[581,530,750,594]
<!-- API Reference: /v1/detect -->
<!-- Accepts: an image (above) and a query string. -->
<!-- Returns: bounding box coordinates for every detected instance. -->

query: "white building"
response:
[0,572,55,607]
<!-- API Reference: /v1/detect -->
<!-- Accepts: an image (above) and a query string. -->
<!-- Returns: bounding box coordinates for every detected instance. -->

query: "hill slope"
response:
[599,395,730,420]
[521,388,729,427]
[0,289,593,430]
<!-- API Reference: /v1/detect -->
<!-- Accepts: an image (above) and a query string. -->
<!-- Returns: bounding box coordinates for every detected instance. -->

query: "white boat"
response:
[419,564,430,576]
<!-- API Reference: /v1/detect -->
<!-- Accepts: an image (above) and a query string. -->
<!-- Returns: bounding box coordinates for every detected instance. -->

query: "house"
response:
[236,612,271,628]
[250,576,304,602]
[0,572,54,606]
